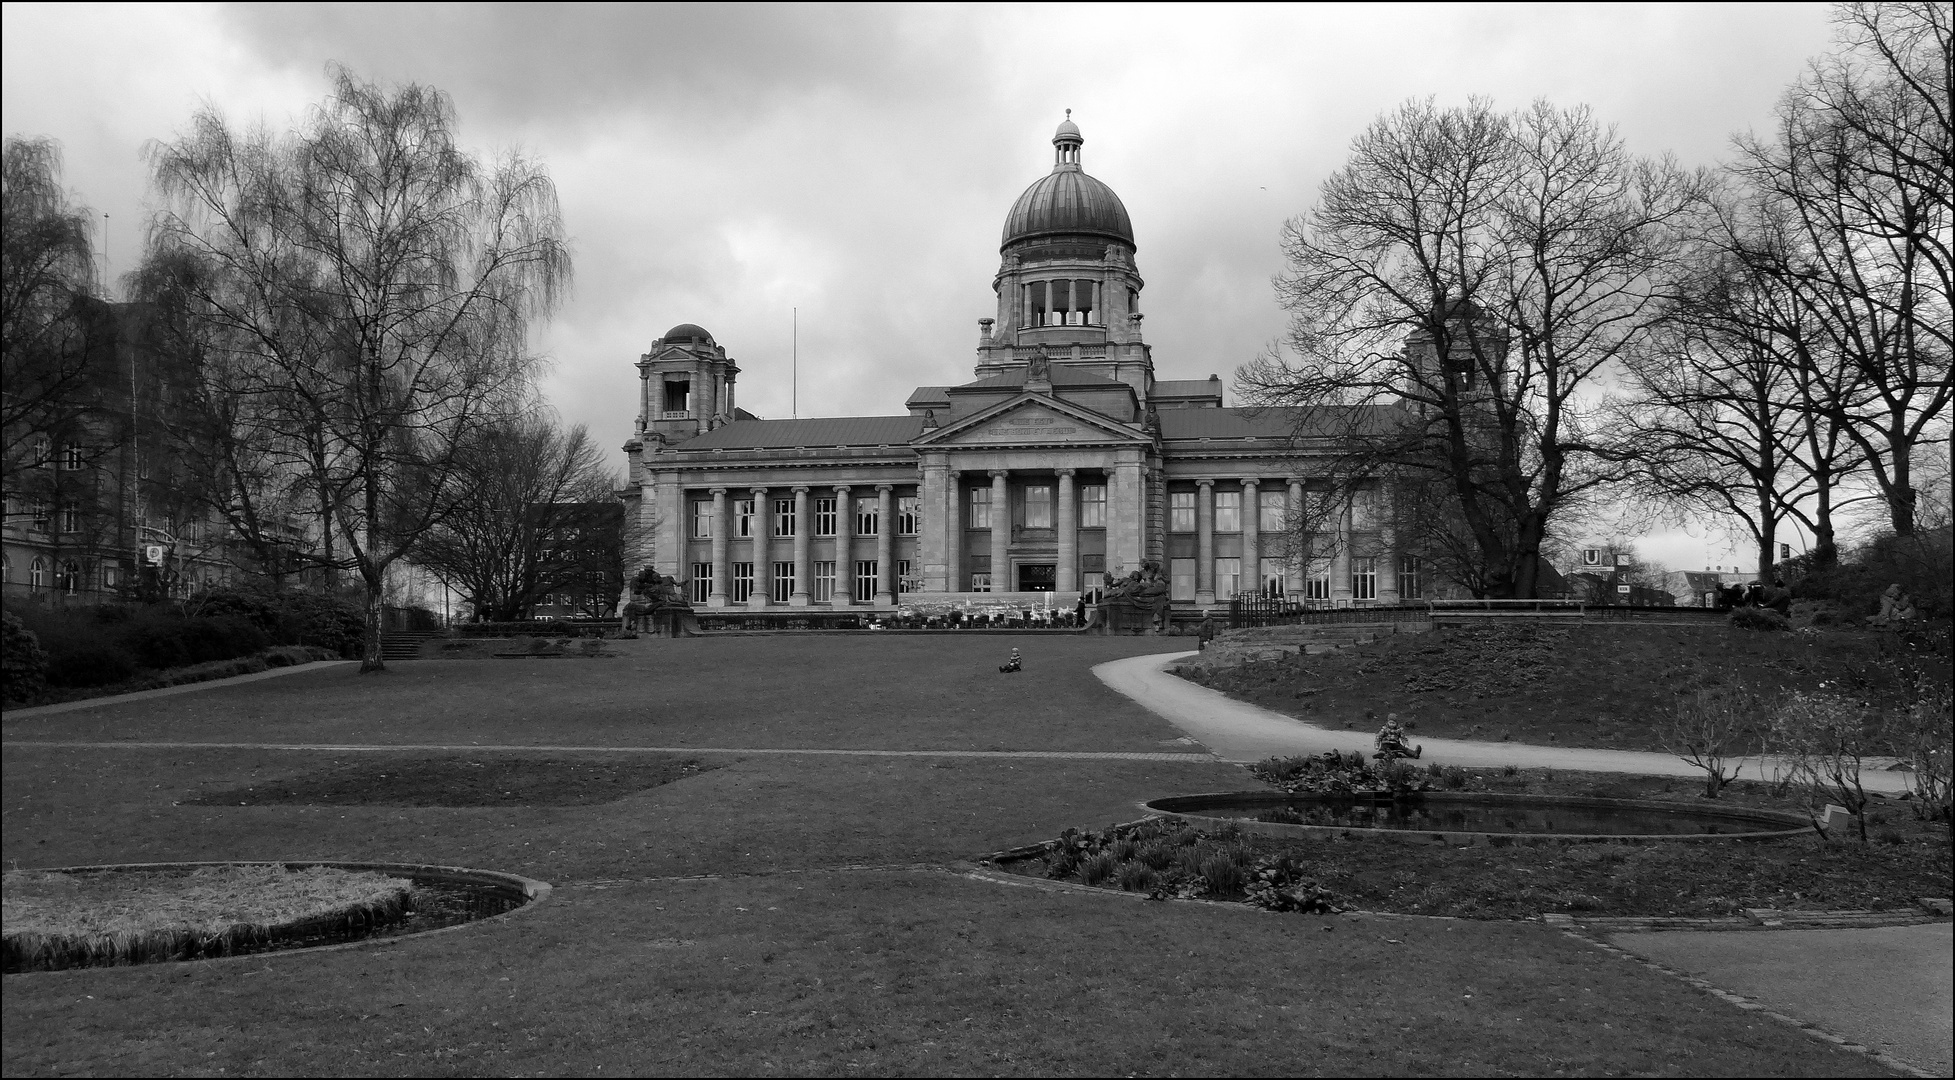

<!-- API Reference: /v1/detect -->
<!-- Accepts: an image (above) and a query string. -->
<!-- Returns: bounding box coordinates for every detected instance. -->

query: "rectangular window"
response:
[1259,490,1287,532]
[1214,491,1241,532]
[1399,554,1423,599]
[897,559,914,592]
[1080,484,1106,528]
[59,501,81,533]
[855,497,879,536]
[896,496,918,535]
[1215,557,1241,598]
[690,501,713,539]
[813,560,836,602]
[730,562,754,602]
[31,499,49,531]
[689,563,711,604]
[736,499,756,537]
[1259,557,1286,597]
[1351,556,1377,600]
[102,564,118,590]
[63,444,86,470]
[968,487,991,529]
[1082,571,1104,596]
[772,561,795,603]
[854,560,879,602]
[1170,558,1196,601]
[1025,484,1053,529]
[773,499,796,537]
[1305,558,1332,601]
[814,497,837,536]
[970,572,992,593]
[1170,491,1196,533]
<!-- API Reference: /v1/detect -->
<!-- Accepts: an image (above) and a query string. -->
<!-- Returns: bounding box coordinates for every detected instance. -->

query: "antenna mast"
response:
[792,307,798,419]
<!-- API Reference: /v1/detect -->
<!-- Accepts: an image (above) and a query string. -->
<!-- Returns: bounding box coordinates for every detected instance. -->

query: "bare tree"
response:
[140,67,571,670]
[411,415,615,621]
[1,137,101,504]
[1241,99,1699,597]
[1730,2,1953,537]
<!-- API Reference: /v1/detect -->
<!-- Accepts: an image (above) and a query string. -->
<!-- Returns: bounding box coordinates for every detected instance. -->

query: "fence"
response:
[1226,596,1433,629]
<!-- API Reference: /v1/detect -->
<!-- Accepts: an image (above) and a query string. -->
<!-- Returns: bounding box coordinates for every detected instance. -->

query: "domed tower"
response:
[635,323,739,444]
[977,114,1153,398]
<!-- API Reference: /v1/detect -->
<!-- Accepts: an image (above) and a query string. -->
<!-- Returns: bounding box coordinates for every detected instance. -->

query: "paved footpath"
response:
[1611,923,1953,1077]
[1094,651,1914,794]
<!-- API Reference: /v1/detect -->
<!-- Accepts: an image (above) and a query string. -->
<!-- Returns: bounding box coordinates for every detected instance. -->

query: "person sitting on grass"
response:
[999,647,1023,674]
[1374,713,1421,760]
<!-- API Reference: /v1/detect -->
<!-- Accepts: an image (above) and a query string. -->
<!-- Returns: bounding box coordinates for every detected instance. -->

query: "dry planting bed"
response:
[1000,770,1952,920]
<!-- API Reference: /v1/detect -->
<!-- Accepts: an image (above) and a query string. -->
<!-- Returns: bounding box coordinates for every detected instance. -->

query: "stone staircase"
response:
[379,631,436,661]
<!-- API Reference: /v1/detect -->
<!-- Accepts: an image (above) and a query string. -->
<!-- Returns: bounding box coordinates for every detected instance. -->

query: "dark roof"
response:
[905,386,951,405]
[1003,168,1133,248]
[661,323,714,344]
[676,415,925,450]
[1157,406,1383,441]
[955,368,1130,391]
[1151,379,1223,399]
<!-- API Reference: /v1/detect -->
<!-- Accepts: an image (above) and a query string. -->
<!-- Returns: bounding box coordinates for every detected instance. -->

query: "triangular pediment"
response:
[914,394,1147,447]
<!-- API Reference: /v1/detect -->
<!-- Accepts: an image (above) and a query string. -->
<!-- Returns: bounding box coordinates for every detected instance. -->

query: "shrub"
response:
[277,592,366,657]
[1442,766,1469,790]
[1136,842,1176,871]
[1115,862,1156,893]
[44,642,139,688]
[1078,854,1117,886]
[1,611,49,703]
[1199,853,1248,897]
[1729,607,1789,632]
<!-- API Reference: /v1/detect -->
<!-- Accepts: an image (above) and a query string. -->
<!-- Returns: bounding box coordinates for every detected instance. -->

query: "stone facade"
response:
[621,119,1418,612]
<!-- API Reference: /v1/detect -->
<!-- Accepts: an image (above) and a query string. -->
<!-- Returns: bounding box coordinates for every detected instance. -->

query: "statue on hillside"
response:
[1871,583,1917,629]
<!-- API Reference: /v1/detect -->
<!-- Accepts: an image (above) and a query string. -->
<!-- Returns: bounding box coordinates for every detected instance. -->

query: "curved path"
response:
[1094,651,1913,794]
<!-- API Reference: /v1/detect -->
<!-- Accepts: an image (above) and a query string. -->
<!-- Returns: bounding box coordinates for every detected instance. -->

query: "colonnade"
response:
[701,483,898,608]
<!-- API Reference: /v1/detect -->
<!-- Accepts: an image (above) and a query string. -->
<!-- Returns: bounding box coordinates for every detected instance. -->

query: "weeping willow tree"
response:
[139,67,571,670]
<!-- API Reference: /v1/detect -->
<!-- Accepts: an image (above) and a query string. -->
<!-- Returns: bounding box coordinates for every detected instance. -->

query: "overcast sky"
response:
[3,2,1845,572]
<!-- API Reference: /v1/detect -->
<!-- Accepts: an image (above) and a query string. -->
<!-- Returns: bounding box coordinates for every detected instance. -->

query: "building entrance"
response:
[1017,563,1056,591]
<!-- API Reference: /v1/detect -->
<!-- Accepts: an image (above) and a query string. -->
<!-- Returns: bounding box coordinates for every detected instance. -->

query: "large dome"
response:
[1002,170,1134,249]
[661,323,715,345]
[1001,117,1133,250]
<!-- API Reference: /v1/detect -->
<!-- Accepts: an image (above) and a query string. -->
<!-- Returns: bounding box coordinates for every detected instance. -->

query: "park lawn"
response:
[0,637,1906,1076]
[1183,623,1932,751]
[0,634,1195,754]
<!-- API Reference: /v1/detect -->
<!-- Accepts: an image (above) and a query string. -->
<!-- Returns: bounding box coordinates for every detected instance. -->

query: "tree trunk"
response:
[360,575,387,673]
[1757,488,1777,581]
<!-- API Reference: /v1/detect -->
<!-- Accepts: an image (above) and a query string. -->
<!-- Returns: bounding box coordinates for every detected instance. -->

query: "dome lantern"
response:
[1053,109,1082,169]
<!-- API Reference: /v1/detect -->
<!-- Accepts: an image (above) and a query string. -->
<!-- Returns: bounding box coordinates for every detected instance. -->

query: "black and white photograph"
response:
[2,2,1949,1075]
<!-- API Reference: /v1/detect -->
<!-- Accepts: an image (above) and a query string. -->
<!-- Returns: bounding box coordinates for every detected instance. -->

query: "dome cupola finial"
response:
[1053,109,1082,169]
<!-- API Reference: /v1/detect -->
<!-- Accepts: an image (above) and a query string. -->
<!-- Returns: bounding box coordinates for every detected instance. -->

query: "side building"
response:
[621,119,1429,615]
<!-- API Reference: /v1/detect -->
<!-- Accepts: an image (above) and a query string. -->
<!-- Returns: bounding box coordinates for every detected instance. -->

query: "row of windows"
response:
[685,560,915,604]
[2,555,127,593]
[27,440,91,470]
[692,496,921,540]
[1166,489,1381,534]
[966,484,1108,529]
[1156,554,1424,602]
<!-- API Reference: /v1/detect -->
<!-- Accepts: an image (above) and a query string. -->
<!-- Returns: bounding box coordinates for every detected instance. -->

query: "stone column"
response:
[1110,455,1145,578]
[790,485,811,607]
[1241,478,1260,599]
[1332,501,1353,606]
[943,471,962,592]
[1195,480,1216,605]
[831,485,852,606]
[748,486,770,608]
[708,487,729,607]
[918,456,948,594]
[874,484,896,606]
[1056,469,1077,593]
[989,470,1010,592]
[1287,479,1305,598]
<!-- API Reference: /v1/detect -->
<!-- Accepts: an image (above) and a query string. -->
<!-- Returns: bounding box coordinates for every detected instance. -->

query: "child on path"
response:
[999,647,1023,674]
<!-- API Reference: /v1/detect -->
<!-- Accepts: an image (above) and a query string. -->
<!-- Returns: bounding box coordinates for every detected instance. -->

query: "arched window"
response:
[60,560,81,593]
[30,558,47,590]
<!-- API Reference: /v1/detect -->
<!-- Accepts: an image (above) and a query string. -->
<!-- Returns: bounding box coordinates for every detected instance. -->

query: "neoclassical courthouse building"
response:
[621,118,1424,614]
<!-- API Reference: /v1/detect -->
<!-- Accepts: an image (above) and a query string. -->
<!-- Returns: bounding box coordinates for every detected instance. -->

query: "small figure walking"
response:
[1198,609,1218,651]
[999,647,1023,674]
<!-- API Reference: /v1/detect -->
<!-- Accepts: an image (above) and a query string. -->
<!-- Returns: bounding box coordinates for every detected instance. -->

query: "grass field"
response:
[0,634,1902,1076]
[1183,623,1939,751]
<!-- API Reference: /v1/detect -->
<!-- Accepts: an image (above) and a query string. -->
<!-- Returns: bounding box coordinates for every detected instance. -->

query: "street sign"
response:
[144,545,164,565]
[1616,584,1631,594]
